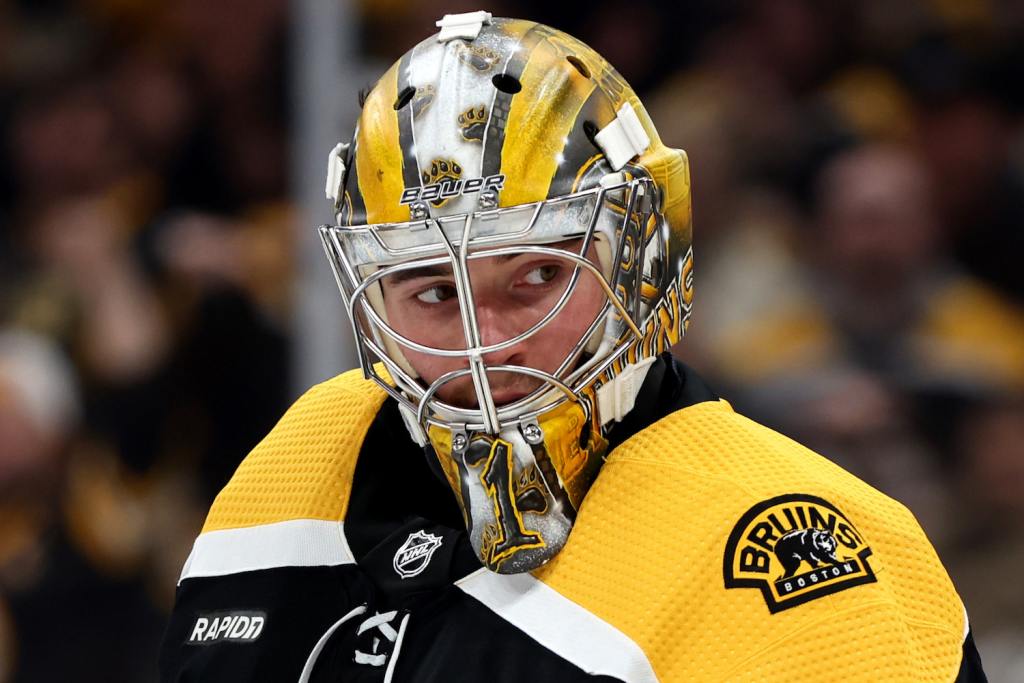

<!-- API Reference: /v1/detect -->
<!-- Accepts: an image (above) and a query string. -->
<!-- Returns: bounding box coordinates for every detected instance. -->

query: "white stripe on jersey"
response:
[456,568,660,683]
[179,519,355,583]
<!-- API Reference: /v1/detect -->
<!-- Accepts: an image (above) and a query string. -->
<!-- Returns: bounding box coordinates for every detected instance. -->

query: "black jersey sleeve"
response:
[158,566,374,683]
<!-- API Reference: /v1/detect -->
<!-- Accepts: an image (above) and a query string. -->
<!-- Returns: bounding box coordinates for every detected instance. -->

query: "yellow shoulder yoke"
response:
[202,367,388,533]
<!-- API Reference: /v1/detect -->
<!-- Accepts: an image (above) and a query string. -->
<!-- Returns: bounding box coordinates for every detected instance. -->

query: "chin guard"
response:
[426,397,607,573]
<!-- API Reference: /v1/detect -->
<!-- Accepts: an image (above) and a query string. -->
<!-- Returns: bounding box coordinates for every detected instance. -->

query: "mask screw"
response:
[522,422,544,445]
[411,202,429,220]
[451,432,468,452]
[479,190,498,209]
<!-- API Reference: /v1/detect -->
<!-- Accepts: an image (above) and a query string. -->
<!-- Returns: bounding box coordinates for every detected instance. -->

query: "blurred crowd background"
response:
[1,0,1023,680]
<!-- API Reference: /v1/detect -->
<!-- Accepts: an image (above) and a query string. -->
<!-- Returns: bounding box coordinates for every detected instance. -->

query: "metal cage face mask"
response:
[322,177,673,572]
[319,14,694,573]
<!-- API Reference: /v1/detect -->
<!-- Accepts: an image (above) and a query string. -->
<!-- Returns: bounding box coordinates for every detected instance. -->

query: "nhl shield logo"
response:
[393,530,444,580]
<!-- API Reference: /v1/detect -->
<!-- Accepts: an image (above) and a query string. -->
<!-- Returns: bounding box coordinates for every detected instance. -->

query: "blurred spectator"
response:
[0,328,164,682]
[0,1,295,678]
[26,194,170,383]
[919,92,1024,303]
[946,397,1024,680]
[686,143,1024,544]
[7,75,132,211]
[0,329,78,500]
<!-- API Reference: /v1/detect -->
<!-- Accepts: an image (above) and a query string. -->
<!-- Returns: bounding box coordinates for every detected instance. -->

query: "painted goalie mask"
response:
[320,12,693,574]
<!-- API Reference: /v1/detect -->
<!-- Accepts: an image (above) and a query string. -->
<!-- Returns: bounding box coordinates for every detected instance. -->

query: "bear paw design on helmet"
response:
[411,84,436,118]
[458,105,488,142]
[421,159,464,207]
[457,43,501,72]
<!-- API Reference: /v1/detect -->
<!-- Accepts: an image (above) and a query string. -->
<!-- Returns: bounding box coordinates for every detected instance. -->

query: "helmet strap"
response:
[596,355,658,425]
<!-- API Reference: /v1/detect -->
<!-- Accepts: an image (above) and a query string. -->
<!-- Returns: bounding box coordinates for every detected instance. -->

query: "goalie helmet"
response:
[320,12,693,573]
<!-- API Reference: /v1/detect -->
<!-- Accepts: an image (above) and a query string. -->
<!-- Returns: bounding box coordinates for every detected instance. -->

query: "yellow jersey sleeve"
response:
[535,399,966,682]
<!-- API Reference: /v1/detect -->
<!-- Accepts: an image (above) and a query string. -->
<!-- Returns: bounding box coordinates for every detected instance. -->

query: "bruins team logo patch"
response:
[723,494,877,613]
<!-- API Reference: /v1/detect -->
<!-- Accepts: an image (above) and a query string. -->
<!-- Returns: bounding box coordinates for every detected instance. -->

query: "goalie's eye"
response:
[522,264,561,285]
[415,284,458,304]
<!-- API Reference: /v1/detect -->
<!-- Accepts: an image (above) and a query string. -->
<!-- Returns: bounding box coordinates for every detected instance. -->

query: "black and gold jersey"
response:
[159,357,985,682]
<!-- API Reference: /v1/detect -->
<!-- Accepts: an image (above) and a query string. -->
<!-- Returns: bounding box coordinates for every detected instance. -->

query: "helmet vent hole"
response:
[492,73,522,94]
[393,85,416,110]
[566,56,591,79]
[583,120,600,147]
